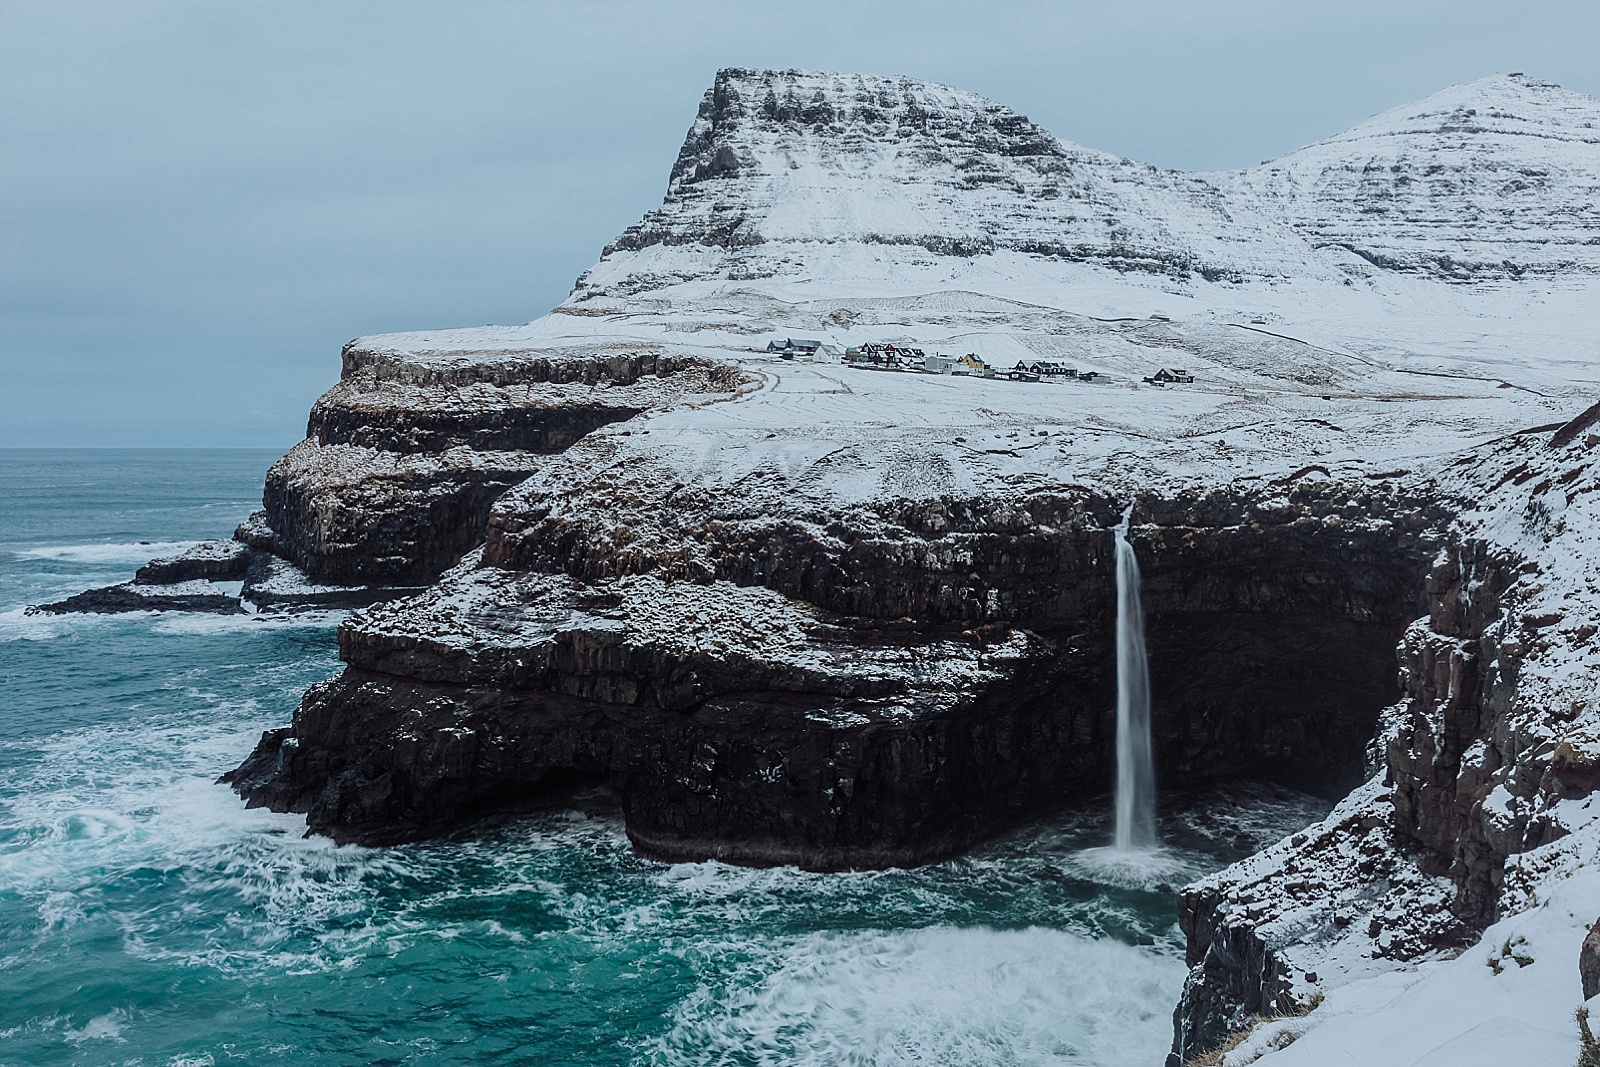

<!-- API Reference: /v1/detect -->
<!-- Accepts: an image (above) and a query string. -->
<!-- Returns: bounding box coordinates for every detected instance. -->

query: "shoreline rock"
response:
[28,536,429,617]
[29,578,246,616]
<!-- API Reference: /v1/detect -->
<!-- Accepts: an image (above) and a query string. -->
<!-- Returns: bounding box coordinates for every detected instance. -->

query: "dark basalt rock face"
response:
[1167,527,1540,1063]
[228,481,1449,867]
[227,568,1102,863]
[261,448,539,588]
[227,627,1100,866]
[260,346,745,586]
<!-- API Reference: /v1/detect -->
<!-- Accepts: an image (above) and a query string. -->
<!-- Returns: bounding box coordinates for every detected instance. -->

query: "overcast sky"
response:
[3,1,1596,447]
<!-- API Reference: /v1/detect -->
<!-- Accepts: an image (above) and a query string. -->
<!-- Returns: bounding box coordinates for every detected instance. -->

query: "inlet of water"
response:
[1113,504,1158,852]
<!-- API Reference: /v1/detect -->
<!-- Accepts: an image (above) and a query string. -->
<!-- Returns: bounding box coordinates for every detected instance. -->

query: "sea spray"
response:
[1113,504,1157,851]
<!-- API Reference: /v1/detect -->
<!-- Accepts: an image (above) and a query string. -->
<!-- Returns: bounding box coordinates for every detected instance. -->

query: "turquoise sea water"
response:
[0,450,1328,1067]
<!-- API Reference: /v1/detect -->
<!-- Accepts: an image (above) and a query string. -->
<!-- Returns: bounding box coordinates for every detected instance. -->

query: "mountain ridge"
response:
[575,67,1600,304]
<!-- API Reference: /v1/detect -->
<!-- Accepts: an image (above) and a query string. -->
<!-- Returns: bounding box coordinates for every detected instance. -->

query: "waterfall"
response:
[1113,504,1158,852]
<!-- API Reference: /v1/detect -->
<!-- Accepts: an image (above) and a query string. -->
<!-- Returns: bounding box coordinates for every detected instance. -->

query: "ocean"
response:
[0,450,1328,1066]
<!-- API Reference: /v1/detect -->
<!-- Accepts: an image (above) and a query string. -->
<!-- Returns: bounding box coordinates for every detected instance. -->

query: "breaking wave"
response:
[10,540,195,564]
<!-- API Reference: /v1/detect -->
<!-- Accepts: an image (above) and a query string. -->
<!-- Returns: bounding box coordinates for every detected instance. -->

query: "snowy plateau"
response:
[89,68,1600,1065]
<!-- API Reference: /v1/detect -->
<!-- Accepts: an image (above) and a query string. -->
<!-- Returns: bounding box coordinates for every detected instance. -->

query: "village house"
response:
[765,337,846,363]
[1143,368,1195,385]
[853,342,929,369]
[954,352,990,377]
[852,342,895,366]
[1014,359,1075,378]
[767,338,1130,389]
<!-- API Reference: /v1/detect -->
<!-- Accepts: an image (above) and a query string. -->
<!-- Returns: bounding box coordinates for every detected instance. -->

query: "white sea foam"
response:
[1068,846,1197,890]
[12,541,194,564]
[0,604,343,643]
[0,694,410,977]
[642,925,1184,1067]
[63,1010,128,1044]
[0,606,105,641]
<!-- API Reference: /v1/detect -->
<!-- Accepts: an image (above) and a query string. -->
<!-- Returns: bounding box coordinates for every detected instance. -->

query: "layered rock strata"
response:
[229,475,1450,866]
[30,347,748,617]
[28,531,427,616]
[261,344,747,586]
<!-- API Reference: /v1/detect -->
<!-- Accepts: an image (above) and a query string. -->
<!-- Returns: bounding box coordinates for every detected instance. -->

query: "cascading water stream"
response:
[1113,504,1158,852]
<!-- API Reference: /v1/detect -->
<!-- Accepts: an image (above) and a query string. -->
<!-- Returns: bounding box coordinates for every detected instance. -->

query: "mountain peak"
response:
[661,67,1079,198]
[1298,73,1600,153]
[581,67,1315,301]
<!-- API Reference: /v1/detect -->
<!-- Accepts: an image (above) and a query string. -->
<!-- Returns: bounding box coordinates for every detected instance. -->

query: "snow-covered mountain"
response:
[581,68,1329,294]
[572,68,1600,308]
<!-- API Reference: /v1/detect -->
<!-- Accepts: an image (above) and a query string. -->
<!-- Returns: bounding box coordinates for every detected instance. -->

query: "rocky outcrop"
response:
[227,569,1086,864]
[229,478,1450,864]
[25,346,748,618]
[27,530,432,616]
[31,539,252,615]
[30,579,246,615]
[134,539,252,584]
[239,552,427,611]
